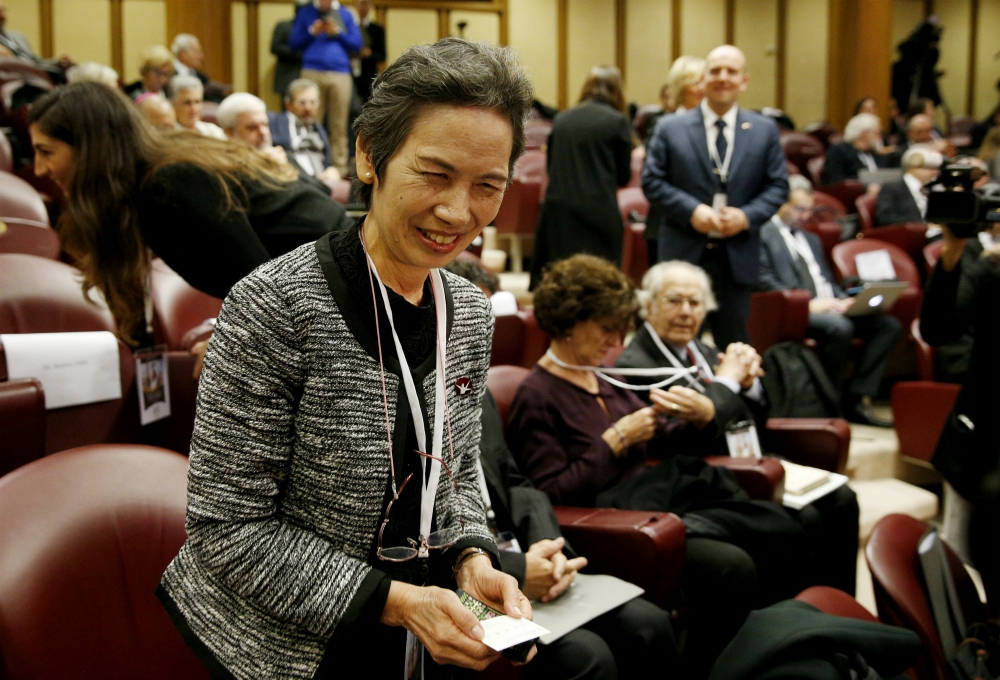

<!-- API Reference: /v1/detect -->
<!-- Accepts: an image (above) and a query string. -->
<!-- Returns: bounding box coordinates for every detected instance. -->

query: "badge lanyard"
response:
[543,348,701,392]
[643,321,711,392]
[363,245,450,558]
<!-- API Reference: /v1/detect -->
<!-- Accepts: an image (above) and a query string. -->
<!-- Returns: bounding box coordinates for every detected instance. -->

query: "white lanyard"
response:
[475,458,495,522]
[643,321,710,393]
[707,112,736,185]
[365,252,449,557]
[543,348,700,391]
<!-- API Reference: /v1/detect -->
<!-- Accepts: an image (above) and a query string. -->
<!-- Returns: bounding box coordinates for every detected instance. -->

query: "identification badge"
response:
[725,420,762,459]
[712,192,728,211]
[404,631,424,680]
[135,347,170,426]
[496,531,523,554]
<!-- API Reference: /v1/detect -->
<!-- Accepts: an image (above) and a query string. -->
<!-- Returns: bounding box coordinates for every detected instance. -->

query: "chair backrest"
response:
[923,240,944,274]
[795,585,881,623]
[519,309,551,368]
[515,149,547,183]
[618,187,650,283]
[0,377,45,477]
[491,313,526,367]
[866,513,987,680]
[0,253,116,334]
[910,317,935,381]
[0,217,59,259]
[0,127,12,173]
[0,444,210,680]
[747,290,811,353]
[781,132,826,174]
[891,381,960,463]
[830,238,921,289]
[811,190,847,220]
[856,192,877,232]
[150,259,223,351]
[486,365,530,429]
[820,180,866,213]
[807,155,826,187]
[494,177,542,236]
[801,221,841,267]
[803,122,839,150]
[0,57,53,87]
[0,172,48,224]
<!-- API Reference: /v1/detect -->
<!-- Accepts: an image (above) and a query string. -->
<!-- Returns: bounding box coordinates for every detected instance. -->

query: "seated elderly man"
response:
[216,91,352,232]
[887,113,951,167]
[268,78,341,184]
[136,94,177,130]
[758,179,901,427]
[874,145,942,231]
[821,113,888,185]
[169,75,226,140]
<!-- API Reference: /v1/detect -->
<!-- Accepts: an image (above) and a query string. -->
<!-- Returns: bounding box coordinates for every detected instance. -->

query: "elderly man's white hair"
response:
[843,113,881,143]
[638,260,719,315]
[788,173,813,194]
[68,61,119,88]
[216,92,267,131]
[169,75,203,100]
[171,33,200,56]
[901,144,944,170]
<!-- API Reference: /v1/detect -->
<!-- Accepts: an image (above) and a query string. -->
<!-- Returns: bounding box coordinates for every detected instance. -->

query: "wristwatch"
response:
[452,547,489,577]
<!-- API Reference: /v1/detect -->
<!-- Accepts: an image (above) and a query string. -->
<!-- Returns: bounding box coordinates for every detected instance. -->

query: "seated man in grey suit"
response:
[874,145,942,231]
[268,78,341,185]
[759,178,900,427]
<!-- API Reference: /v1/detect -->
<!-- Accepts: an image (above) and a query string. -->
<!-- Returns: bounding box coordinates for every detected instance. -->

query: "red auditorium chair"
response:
[802,221,842,266]
[0,444,210,680]
[830,238,922,330]
[891,381,959,466]
[910,318,934,382]
[803,123,840,150]
[811,190,847,220]
[808,156,825,187]
[856,193,928,265]
[781,133,826,178]
[795,585,880,623]
[820,181,866,214]
[150,258,223,351]
[0,216,59,259]
[0,171,48,224]
[491,313,527,367]
[747,289,811,353]
[524,118,552,150]
[923,240,944,275]
[493,176,542,273]
[866,514,987,680]
[515,148,547,187]
[617,186,650,283]
[0,377,44,477]
[0,127,12,173]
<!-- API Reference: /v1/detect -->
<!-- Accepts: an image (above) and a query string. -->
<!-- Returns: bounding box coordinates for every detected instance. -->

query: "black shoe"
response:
[844,398,893,428]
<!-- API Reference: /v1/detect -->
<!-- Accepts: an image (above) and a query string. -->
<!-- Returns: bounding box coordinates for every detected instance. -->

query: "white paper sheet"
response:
[1,331,122,409]
[782,469,849,509]
[479,616,550,652]
[855,249,897,281]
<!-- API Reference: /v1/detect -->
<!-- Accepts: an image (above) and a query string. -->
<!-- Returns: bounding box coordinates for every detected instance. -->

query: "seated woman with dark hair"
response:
[507,254,838,678]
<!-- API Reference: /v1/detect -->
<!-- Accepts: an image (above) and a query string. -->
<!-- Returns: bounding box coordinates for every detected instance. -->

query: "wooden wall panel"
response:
[122,0,167,82]
[973,0,1000,118]
[5,0,42,57]
[891,0,925,50]
[680,0,725,59]
[168,0,231,83]
[258,2,294,110]
[449,10,501,43]
[936,0,972,116]
[385,8,437,63]
[230,1,248,92]
[827,0,893,129]
[624,0,672,106]
[507,0,558,106]
[785,0,829,126]
[53,0,111,66]
[566,0,615,103]
[734,0,778,112]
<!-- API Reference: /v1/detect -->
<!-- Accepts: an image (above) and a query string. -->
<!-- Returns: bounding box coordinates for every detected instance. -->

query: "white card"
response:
[135,349,171,426]
[1,331,121,409]
[726,424,763,459]
[855,249,897,281]
[479,616,550,652]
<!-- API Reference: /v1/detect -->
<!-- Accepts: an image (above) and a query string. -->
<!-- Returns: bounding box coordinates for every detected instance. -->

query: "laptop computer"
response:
[843,281,908,317]
[858,168,904,185]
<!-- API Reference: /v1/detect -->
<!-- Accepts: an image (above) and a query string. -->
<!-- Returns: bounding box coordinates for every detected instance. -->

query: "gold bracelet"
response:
[452,547,489,577]
[611,423,629,451]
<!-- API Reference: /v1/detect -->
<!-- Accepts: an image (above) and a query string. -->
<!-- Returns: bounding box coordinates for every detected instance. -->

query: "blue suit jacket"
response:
[268,111,332,170]
[642,106,789,285]
[757,218,846,298]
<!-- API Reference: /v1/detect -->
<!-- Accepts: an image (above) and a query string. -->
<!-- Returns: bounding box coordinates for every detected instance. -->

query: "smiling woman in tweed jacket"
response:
[156,39,536,680]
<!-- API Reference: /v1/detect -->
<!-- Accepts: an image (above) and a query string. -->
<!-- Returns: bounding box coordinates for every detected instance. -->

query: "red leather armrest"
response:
[0,377,46,476]
[764,418,851,474]
[554,507,686,610]
[705,456,785,503]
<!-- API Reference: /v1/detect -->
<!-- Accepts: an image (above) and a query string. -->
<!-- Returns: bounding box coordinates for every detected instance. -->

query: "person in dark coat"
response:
[921,227,1000,608]
[352,0,385,102]
[479,390,678,680]
[529,65,632,290]
[874,145,941,227]
[821,112,887,185]
[271,17,303,97]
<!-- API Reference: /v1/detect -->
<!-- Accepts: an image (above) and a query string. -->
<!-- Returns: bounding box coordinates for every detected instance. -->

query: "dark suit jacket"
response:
[479,391,571,586]
[874,179,924,226]
[642,106,789,285]
[355,21,385,101]
[758,219,846,298]
[921,257,1000,500]
[270,19,302,96]
[268,111,332,169]
[821,141,886,185]
[614,325,767,455]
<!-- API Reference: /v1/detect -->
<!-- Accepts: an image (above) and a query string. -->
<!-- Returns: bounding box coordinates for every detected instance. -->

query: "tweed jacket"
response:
[159,238,496,679]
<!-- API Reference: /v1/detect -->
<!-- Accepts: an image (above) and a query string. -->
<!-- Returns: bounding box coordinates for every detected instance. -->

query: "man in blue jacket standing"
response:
[290,0,362,176]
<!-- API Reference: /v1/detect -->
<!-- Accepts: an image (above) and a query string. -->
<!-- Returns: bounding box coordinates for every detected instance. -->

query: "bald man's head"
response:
[907,114,934,144]
[704,45,748,114]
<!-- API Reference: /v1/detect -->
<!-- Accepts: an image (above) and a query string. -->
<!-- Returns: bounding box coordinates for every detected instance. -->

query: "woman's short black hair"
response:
[532,255,639,338]
[353,38,534,208]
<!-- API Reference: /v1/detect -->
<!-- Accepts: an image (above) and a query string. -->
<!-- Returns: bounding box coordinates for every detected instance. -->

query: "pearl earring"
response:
[365,172,372,179]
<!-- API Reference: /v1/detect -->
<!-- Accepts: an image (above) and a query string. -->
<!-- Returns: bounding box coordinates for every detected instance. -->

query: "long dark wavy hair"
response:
[28,82,297,345]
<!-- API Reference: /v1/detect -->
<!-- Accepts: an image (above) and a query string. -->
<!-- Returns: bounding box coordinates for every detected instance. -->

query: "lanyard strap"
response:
[364,252,449,556]
[543,348,701,391]
[474,458,495,522]
[707,111,736,185]
[643,322,710,393]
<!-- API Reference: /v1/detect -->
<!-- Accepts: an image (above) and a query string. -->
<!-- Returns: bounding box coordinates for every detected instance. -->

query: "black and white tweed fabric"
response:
[159,242,495,679]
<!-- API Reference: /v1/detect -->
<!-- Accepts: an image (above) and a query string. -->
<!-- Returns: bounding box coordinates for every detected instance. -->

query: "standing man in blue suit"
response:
[643,45,788,348]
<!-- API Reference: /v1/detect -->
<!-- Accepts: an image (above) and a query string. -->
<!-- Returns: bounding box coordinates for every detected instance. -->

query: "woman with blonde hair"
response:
[530,65,633,288]
[124,45,175,99]
[665,55,706,113]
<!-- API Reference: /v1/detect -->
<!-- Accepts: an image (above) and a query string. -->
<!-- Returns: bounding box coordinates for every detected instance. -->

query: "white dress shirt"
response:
[173,59,195,78]
[700,98,738,178]
[858,152,878,172]
[772,215,836,300]
[903,172,928,219]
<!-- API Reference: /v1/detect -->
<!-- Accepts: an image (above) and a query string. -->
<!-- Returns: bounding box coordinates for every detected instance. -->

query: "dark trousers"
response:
[699,245,752,349]
[788,484,860,596]
[524,598,677,680]
[808,311,902,397]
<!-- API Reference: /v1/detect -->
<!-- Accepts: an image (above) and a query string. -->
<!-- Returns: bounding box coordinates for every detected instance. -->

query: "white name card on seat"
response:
[1,331,122,409]
[855,249,897,281]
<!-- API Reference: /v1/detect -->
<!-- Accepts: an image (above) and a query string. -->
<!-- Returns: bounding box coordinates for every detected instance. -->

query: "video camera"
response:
[925,161,1000,237]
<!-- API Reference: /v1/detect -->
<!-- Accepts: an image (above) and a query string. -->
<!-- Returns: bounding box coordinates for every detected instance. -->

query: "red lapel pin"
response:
[455,377,473,395]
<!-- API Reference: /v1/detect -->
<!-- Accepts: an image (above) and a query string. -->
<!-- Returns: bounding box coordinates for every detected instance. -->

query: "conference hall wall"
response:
[5,0,999,130]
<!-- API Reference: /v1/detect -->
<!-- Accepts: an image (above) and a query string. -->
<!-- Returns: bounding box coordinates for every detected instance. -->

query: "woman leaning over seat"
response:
[156,39,536,680]
[27,81,347,347]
